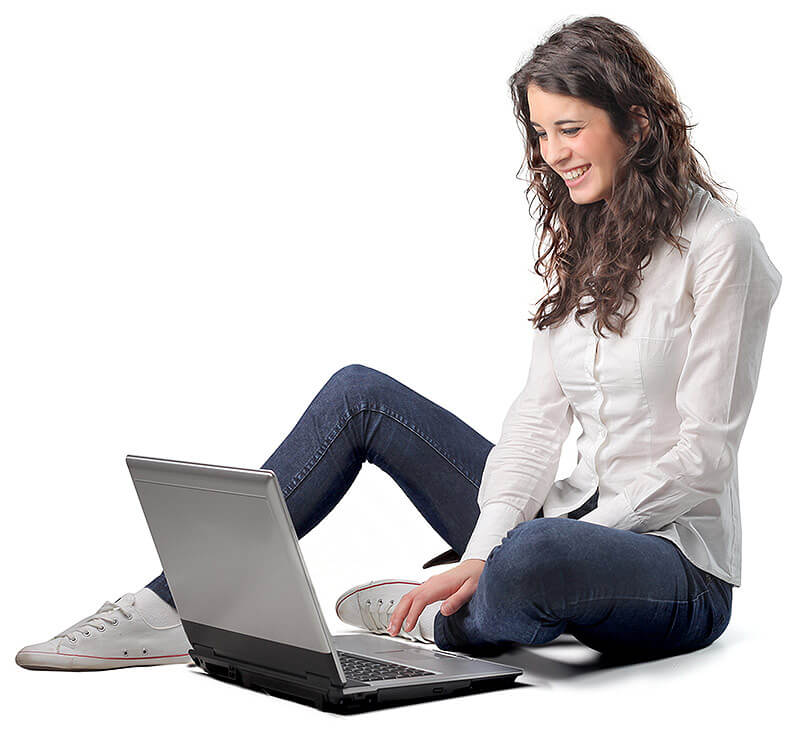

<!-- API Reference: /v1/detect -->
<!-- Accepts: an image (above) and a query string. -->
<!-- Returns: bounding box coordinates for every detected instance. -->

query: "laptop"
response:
[126,455,522,711]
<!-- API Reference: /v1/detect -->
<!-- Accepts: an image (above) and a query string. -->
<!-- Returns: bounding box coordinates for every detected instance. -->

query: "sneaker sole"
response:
[15,650,192,671]
[334,579,421,621]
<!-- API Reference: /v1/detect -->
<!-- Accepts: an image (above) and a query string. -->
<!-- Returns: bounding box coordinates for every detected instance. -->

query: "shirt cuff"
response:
[577,490,641,531]
[460,502,525,562]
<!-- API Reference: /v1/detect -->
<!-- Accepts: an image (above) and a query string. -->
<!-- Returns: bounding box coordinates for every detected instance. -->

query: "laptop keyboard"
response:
[337,650,435,681]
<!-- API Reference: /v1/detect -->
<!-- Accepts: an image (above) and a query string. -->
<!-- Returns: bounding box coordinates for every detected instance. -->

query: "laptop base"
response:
[189,648,521,713]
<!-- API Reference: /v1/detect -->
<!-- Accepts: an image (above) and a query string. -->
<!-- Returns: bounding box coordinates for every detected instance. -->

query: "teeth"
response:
[565,165,590,181]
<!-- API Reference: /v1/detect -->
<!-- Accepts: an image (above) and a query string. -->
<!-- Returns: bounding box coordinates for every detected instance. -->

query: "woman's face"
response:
[526,85,647,204]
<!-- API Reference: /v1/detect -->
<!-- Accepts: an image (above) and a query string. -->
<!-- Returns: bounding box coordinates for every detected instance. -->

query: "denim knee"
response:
[463,519,569,643]
[324,364,414,421]
[328,363,376,385]
[496,518,581,569]
[324,364,385,403]
[482,518,580,616]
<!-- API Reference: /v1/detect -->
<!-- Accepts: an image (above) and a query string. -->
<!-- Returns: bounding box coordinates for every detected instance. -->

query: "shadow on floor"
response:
[474,632,731,687]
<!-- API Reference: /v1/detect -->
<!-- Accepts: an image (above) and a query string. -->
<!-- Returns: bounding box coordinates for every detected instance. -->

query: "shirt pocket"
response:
[628,296,680,340]
[635,334,683,407]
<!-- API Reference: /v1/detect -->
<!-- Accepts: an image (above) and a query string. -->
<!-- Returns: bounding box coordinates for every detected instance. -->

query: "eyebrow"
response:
[530,119,584,127]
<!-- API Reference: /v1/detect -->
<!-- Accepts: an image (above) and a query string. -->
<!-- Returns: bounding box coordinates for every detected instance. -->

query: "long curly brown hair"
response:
[511,16,737,338]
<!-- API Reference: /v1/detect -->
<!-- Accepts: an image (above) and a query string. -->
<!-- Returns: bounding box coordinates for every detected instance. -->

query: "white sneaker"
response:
[335,579,436,644]
[15,588,192,671]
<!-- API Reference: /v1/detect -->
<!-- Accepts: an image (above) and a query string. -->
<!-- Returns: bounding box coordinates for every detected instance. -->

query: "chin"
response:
[569,189,603,205]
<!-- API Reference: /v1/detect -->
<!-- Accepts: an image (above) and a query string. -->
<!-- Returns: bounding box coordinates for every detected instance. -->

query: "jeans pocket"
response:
[702,574,734,646]
[699,571,723,622]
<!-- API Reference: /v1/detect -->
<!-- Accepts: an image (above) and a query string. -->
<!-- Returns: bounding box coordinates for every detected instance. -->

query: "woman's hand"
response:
[387,558,486,636]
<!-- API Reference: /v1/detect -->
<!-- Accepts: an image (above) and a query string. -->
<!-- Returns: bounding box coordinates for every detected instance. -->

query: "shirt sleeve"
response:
[461,326,574,561]
[579,215,782,533]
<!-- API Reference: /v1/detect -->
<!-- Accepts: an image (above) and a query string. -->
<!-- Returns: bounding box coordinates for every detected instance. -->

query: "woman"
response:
[16,15,782,670]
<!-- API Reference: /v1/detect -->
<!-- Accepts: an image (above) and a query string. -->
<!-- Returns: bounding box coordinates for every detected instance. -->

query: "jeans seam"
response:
[282,402,481,499]
[564,588,711,608]
[527,620,545,646]
[530,589,711,644]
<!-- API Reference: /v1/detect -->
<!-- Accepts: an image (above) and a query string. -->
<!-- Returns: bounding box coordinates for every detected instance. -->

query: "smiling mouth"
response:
[563,164,591,181]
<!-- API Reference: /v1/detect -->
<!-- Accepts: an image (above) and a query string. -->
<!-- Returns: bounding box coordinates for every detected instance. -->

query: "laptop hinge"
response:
[191,643,215,658]
[183,620,345,688]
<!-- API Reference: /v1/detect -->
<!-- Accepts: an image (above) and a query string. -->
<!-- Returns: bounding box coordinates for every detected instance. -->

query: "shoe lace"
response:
[55,593,137,643]
[362,597,398,633]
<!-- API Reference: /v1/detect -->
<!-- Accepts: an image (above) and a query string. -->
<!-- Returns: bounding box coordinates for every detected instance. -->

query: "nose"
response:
[547,142,573,170]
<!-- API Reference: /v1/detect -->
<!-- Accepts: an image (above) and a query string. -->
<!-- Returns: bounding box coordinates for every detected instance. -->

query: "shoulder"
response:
[676,184,749,249]
[682,187,761,266]
[682,189,782,298]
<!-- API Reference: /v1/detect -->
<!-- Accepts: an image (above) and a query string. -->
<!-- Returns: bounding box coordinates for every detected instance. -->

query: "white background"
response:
[2,0,796,733]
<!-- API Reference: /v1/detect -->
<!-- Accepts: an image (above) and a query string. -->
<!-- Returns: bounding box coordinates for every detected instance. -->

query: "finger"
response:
[404,589,441,632]
[389,577,445,634]
[440,579,477,616]
[388,593,412,634]
[391,586,433,635]
[388,591,417,635]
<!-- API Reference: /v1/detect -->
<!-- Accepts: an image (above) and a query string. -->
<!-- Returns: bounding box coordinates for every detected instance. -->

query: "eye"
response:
[533,127,581,140]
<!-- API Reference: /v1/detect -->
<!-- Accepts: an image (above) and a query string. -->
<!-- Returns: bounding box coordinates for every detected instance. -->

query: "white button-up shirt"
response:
[462,183,782,586]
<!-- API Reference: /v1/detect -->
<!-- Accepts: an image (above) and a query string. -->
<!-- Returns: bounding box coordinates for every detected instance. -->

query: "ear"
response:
[629,104,650,142]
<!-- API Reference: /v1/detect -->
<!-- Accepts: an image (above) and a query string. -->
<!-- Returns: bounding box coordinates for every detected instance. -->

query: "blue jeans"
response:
[146,364,733,660]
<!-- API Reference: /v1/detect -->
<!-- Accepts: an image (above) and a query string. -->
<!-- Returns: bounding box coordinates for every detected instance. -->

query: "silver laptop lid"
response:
[127,455,344,682]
